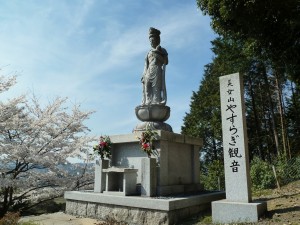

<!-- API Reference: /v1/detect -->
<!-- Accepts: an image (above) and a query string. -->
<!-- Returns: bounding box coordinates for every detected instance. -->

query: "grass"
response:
[18,221,40,225]
[176,209,213,225]
[252,188,274,198]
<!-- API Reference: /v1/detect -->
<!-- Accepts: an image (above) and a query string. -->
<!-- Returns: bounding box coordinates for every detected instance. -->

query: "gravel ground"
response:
[254,180,300,224]
[19,212,102,225]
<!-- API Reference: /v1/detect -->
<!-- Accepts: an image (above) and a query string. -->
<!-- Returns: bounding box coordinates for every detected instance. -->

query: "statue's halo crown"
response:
[149,27,160,38]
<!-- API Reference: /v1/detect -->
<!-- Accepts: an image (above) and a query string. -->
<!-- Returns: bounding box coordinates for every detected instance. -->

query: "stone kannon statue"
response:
[135,27,172,132]
[141,27,168,105]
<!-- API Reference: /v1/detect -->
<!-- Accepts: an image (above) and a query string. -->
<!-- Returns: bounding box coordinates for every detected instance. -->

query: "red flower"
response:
[143,143,150,149]
[100,141,107,147]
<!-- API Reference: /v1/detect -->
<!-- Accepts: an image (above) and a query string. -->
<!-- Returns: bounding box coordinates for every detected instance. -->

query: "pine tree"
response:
[182,64,222,162]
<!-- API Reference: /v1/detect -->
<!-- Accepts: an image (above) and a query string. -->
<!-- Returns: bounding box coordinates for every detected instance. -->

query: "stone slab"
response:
[103,168,138,173]
[212,199,267,223]
[109,131,202,146]
[65,191,225,225]
[64,190,225,211]
[102,191,125,196]
[110,133,140,143]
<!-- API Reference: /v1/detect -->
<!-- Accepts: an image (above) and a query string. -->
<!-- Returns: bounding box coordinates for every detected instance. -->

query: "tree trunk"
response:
[248,74,264,159]
[1,188,9,217]
[290,80,300,157]
[275,72,289,159]
[212,132,218,160]
[258,81,272,162]
[262,66,280,156]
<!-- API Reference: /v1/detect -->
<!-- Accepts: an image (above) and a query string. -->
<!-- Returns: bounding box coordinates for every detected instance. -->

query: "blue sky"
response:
[0,0,216,136]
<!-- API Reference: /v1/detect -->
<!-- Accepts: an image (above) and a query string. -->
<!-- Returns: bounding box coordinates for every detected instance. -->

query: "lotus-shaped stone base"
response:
[134,121,173,132]
[135,105,170,122]
[134,105,172,132]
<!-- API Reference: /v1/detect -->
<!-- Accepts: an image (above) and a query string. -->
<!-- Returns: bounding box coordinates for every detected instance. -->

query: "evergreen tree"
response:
[197,0,300,84]
[184,0,300,189]
[184,1,300,162]
[286,83,300,157]
[182,64,222,162]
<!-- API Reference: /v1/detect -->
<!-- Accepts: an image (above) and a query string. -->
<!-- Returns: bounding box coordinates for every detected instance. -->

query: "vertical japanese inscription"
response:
[226,79,242,172]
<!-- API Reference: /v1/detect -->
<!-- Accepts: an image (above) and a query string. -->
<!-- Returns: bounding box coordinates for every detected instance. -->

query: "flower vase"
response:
[141,157,157,197]
[94,158,109,193]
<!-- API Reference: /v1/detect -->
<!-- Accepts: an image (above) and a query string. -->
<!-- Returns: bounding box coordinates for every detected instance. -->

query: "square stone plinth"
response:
[65,190,225,225]
[212,199,267,223]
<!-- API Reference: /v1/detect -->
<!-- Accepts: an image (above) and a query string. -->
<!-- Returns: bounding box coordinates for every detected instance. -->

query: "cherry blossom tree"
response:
[0,75,95,217]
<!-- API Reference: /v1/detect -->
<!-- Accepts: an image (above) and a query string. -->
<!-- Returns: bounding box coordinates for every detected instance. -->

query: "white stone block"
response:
[141,157,157,196]
[212,200,267,223]
[94,159,109,193]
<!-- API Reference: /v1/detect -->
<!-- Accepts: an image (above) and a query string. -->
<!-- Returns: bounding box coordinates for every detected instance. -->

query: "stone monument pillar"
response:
[135,27,172,132]
[212,73,266,223]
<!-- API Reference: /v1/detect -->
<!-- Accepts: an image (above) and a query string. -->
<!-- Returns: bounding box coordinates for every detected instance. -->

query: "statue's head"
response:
[149,27,160,48]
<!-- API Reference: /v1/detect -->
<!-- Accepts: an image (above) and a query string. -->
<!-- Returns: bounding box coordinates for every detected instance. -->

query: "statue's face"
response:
[149,36,160,48]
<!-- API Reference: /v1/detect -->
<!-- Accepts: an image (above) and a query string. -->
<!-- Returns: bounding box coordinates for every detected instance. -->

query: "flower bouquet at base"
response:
[137,128,158,157]
[93,135,112,159]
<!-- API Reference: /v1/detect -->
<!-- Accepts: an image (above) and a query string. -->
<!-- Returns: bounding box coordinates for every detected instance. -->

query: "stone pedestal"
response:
[212,200,267,223]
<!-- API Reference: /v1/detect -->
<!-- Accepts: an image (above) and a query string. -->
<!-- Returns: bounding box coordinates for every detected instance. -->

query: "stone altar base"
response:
[212,199,267,223]
[65,191,225,225]
[104,131,204,196]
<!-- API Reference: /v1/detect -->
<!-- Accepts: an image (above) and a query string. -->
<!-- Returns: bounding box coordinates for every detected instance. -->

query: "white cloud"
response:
[0,0,215,135]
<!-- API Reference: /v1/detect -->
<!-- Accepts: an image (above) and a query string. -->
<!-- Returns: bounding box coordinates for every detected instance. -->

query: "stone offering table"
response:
[103,167,138,196]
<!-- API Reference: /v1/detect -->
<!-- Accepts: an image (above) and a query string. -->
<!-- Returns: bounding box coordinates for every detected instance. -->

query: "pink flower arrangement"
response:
[93,135,112,159]
[138,128,158,157]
